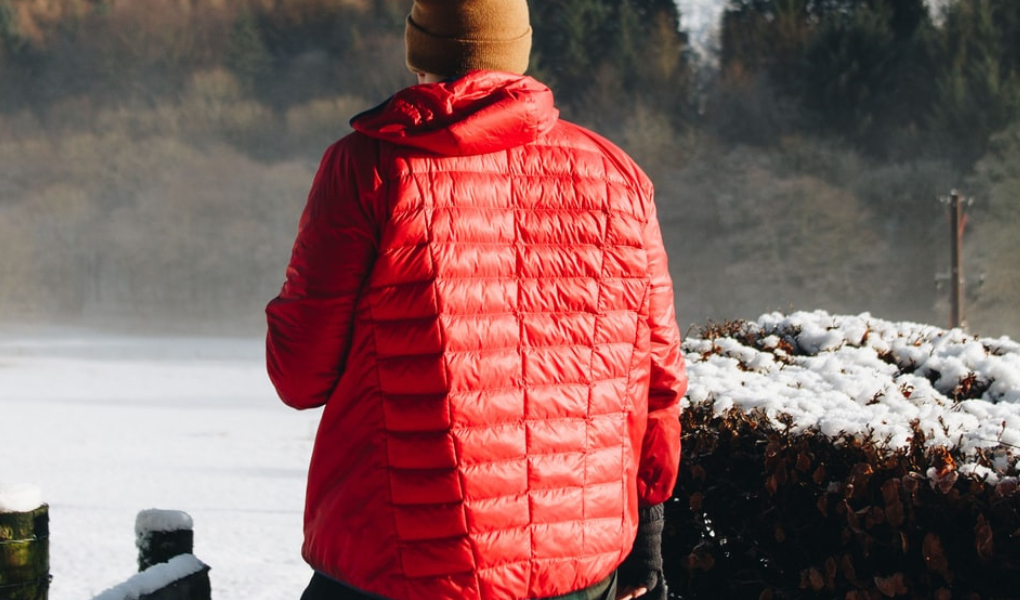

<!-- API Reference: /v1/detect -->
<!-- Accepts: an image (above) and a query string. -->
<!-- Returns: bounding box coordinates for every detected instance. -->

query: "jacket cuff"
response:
[638,503,665,526]
[619,503,665,595]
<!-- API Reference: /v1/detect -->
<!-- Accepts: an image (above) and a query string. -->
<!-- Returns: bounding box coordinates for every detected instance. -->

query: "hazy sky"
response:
[675,0,723,41]
[674,0,953,51]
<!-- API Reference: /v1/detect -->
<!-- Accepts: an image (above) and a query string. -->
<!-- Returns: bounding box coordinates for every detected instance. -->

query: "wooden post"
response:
[93,510,210,600]
[135,510,194,572]
[947,190,967,329]
[131,510,211,600]
[0,504,49,600]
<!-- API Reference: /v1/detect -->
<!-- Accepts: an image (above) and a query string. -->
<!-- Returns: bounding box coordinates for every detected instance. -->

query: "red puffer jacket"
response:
[266,71,686,600]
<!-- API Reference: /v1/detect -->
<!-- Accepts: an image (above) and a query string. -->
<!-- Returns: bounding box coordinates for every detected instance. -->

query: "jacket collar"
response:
[351,70,559,156]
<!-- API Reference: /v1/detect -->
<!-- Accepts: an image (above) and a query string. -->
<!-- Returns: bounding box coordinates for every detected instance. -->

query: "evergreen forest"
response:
[1,0,1018,337]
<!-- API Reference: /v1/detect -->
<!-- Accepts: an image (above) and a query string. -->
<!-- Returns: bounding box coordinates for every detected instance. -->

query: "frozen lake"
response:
[0,326,321,600]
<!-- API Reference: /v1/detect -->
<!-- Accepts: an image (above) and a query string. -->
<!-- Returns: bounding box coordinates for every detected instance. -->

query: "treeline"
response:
[716,0,1020,169]
[0,0,1018,336]
[0,0,410,146]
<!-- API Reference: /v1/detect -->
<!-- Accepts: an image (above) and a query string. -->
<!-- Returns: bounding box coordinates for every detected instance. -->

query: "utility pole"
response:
[943,190,970,330]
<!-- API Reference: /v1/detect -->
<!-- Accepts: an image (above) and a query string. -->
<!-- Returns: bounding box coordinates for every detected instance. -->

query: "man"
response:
[266,1,687,600]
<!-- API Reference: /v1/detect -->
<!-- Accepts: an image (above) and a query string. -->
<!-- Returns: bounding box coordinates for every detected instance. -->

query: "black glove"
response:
[618,503,666,600]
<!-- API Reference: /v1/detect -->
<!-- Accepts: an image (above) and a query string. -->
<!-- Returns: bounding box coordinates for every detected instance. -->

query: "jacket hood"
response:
[351,70,559,156]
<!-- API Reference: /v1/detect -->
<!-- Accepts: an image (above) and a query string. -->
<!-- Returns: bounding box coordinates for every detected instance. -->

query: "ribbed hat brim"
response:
[405,16,531,76]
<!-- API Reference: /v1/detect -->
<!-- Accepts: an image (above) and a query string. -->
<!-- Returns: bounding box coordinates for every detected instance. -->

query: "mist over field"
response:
[1,0,1018,338]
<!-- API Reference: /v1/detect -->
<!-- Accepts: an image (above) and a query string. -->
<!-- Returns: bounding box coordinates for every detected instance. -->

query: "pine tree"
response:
[0,0,24,60]
[803,0,937,156]
[530,0,690,119]
[530,0,612,102]
[720,0,814,84]
[989,0,1020,82]
[225,8,272,94]
[929,0,1020,167]
[0,0,29,110]
[719,0,938,156]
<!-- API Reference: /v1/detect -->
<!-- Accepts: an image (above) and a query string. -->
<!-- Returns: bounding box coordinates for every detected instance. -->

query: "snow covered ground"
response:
[3,310,1018,599]
[0,327,320,600]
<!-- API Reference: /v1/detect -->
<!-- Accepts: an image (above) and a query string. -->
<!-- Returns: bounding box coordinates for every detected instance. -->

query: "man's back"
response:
[267,3,685,600]
[268,71,685,600]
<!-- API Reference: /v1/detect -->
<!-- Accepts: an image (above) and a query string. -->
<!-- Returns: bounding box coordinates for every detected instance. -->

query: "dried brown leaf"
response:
[841,553,864,588]
[881,478,900,504]
[845,501,862,533]
[775,460,788,486]
[765,439,781,466]
[975,514,994,561]
[931,446,957,475]
[825,555,837,588]
[874,573,908,597]
[903,472,923,502]
[882,479,905,529]
[848,463,874,498]
[805,567,825,591]
[995,479,1017,497]
[691,464,706,481]
[933,469,959,495]
[852,462,875,480]
[923,533,952,582]
[860,532,874,558]
[686,542,716,571]
[864,506,885,528]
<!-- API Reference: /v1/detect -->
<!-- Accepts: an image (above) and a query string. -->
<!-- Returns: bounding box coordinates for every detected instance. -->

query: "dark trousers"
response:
[300,570,618,600]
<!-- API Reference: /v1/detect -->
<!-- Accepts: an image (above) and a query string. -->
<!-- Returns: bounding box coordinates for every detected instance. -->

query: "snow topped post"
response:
[134,510,194,572]
[89,510,209,600]
[90,555,210,600]
[0,483,49,600]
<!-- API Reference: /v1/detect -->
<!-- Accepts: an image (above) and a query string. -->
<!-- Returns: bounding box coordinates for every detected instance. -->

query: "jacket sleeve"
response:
[265,139,379,410]
[637,197,687,506]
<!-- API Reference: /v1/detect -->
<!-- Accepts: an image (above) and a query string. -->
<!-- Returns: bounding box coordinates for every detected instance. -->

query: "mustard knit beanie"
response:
[405,0,532,77]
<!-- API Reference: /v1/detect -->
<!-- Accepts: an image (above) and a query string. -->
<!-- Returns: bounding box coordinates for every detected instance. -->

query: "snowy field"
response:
[0,326,321,600]
[3,310,1019,599]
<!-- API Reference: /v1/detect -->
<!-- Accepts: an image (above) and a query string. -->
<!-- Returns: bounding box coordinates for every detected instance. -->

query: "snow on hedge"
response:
[682,310,1020,479]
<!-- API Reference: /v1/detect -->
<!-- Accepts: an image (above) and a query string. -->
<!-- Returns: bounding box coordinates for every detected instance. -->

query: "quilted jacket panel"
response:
[267,71,686,600]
